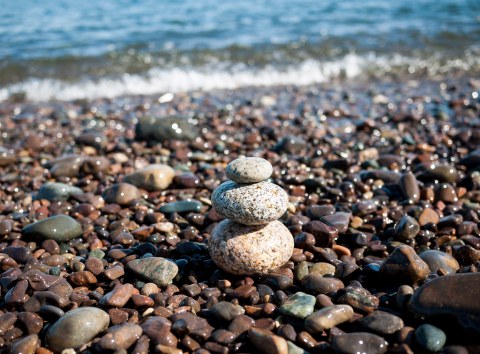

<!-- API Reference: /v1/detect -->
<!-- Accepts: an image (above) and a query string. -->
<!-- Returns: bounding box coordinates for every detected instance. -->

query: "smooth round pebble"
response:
[226,157,273,183]
[22,215,83,242]
[211,301,245,321]
[212,181,288,225]
[208,219,293,275]
[305,305,354,333]
[332,332,388,354]
[102,183,140,205]
[35,182,83,202]
[123,164,175,191]
[419,250,460,275]
[415,324,447,352]
[45,307,110,352]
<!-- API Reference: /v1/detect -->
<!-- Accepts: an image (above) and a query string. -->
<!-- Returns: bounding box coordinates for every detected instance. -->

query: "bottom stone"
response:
[208,219,294,275]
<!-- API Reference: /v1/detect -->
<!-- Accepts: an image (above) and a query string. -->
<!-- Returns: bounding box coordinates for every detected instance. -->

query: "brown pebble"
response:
[132,335,150,354]
[132,294,155,307]
[104,265,125,280]
[248,328,288,354]
[109,308,130,325]
[0,313,17,335]
[85,257,104,275]
[228,314,255,335]
[96,323,143,351]
[100,283,135,307]
[17,312,43,334]
[10,334,39,354]
[67,270,97,286]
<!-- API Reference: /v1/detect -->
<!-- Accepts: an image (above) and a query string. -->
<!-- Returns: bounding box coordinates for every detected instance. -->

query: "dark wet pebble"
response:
[379,245,430,284]
[35,182,84,201]
[301,274,344,295]
[159,200,202,214]
[136,115,199,142]
[355,310,404,335]
[331,332,388,354]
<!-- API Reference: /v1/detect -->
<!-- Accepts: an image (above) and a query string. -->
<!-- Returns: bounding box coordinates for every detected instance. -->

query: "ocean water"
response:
[0,0,479,101]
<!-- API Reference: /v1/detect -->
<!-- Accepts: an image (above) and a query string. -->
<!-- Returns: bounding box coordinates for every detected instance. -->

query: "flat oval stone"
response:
[50,155,85,178]
[22,215,83,242]
[159,200,202,214]
[321,212,351,233]
[337,286,379,313]
[332,332,388,354]
[279,292,316,319]
[414,324,446,352]
[35,182,84,202]
[379,245,430,284]
[356,311,404,335]
[418,163,457,184]
[102,183,140,206]
[301,274,344,295]
[208,219,293,275]
[135,115,199,142]
[212,181,288,225]
[399,172,420,203]
[420,250,460,275]
[226,157,273,183]
[0,146,16,166]
[126,257,178,286]
[410,273,480,331]
[45,307,110,352]
[305,305,354,333]
[96,323,143,351]
[123,164,175,191]
[211,301,245,321]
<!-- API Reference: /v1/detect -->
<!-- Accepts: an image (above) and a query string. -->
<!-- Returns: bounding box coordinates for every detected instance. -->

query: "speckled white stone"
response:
[212,180,288,225]
[208,219,294,275]
[226,157,273,183]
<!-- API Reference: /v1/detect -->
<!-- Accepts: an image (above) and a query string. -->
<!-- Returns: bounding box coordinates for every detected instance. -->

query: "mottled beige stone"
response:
[208,219,294,275]
[226,157,273,183]
[212,181,288,225]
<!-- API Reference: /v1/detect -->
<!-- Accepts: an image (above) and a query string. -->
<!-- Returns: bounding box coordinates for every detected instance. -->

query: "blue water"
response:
[0,0,479,101]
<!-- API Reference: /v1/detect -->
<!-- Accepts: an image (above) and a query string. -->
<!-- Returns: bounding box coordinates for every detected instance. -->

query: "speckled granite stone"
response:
[211,181,288,225]
[208,219,294,275]
[226,157,273,183]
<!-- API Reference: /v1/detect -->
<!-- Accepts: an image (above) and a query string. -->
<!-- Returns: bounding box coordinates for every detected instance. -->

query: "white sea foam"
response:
[0,52,478,102]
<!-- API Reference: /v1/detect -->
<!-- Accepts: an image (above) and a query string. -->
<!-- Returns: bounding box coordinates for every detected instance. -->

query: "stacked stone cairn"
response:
[209,157,294,275]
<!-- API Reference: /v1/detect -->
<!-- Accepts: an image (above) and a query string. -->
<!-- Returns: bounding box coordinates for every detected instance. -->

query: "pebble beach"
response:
[0,74,479,353]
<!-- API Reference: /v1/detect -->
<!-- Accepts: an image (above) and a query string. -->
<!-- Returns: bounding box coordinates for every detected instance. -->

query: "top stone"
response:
[226,157,273,184]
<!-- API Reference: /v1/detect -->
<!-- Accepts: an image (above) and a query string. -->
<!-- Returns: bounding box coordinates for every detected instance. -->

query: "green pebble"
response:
[279,292,316,319]
[415,324,446,352]
[49,267,61,276]
[294,261,309,281]
[22,215,83,242]
[88,249,105,259]
[159,200,202,214]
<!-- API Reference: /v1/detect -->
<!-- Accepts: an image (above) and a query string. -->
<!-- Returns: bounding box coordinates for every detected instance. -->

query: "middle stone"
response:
[212,180,288,225]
